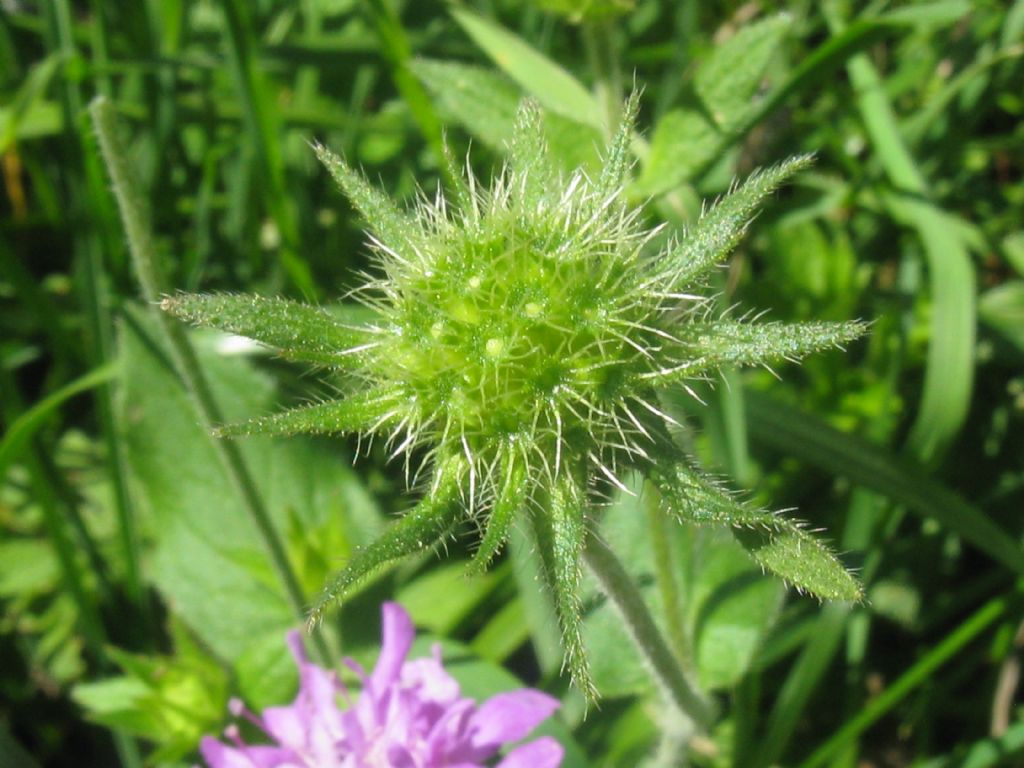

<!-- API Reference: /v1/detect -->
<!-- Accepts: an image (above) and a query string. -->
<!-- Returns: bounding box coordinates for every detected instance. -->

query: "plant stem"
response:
[89,96,330,664]
[644,482,690,667]
[583,528,714,730]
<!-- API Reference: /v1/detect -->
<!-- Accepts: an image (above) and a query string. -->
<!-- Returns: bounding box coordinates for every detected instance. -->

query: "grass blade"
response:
[746,391,1024,578]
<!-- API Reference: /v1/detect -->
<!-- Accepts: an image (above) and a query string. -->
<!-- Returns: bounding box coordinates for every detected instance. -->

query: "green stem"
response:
[644,482,690,667]
[583,529,714,730]
[89,97,329,664]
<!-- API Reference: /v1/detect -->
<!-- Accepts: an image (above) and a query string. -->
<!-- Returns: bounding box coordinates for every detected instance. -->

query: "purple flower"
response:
[200,603,563,768]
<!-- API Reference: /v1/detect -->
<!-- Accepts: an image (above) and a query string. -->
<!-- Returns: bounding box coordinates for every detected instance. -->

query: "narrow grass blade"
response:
[799,595,1008,768]
[0,362,116,478]
[836,18,974,464]
[746,391,1024,578]
[161,293,375,367]
[309,456,465,626]
[219,0,315,297]
[451,7,601,130]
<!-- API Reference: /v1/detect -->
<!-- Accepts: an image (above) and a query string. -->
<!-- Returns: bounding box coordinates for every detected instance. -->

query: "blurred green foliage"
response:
[1,1,1023,766]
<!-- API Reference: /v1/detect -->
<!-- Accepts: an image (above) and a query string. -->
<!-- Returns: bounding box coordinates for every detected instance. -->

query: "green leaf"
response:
[308,456,466,625]
[582,475,781,694]
[397,560,500,635]
[694,14,791,133]
[0,363,117,481]
[531,474,594,700]
[411,58,604,173]
[162,293,373,367]
[745,391,1024,578]
[411,58,521,150]
[653,463,862,601]
[450,8,601,129]
[636,15,790,195]
[634,108,719,197]
[215,387,404,438]
[72,629,228,763]
[0,52,64,153]
[979,280,1024,353]
[0,540,60,597]
[118,307,381,665]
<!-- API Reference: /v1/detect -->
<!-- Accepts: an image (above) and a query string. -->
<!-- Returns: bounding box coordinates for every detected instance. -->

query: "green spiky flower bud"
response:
[163,96,866,698]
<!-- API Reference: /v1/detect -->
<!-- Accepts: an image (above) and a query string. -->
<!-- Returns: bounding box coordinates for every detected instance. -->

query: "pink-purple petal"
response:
[469,690,561,752]
[200,603,562,768]
[369,601,415,692]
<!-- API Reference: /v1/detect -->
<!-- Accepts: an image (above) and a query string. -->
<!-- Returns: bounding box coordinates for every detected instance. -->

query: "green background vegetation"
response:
[1,0,1022,766]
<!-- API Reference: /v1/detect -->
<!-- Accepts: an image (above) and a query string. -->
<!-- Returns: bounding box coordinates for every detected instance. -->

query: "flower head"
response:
[201,602,562,768]
[165,96,866,698]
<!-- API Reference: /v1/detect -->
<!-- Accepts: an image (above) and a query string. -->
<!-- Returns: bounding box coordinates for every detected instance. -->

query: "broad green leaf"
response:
[634,108,719,197]
[72,633,228,763]
[979,280,1024,353]
[397,560,500,634]
[450,8,601,129]
[118,307,381,668]
[582,474,780,694]
[411,58,521,150]
[162,293,373,367]
[0,540,59,597]
[637,15,790,195]
[412,58,603,173]
[694,14,791,133]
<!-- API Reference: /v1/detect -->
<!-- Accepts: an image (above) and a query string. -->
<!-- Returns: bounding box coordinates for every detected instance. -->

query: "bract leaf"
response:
[664,156,814,287]
[648,319,868,384]
[214,388,404,438]
[162,293,372,367]
[652,463,862,602]
[530,474,594,700]
[308,456,466,625]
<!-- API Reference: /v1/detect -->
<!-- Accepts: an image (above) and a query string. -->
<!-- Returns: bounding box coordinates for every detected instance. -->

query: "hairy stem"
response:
[583,529,714,730]
[89,97,329,663]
